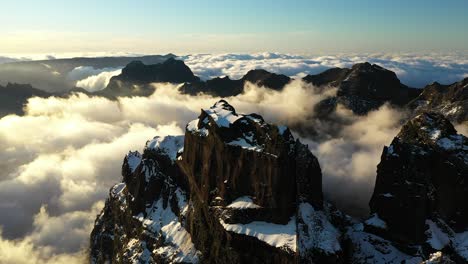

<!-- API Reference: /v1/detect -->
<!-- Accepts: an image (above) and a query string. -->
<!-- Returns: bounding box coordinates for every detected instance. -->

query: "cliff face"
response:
[90,100,343,264]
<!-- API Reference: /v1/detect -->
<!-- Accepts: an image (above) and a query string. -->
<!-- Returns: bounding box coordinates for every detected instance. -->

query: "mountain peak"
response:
[397,112,458,145]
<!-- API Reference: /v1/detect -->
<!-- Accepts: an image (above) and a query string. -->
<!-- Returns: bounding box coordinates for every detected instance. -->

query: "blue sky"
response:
[1,0,467,54]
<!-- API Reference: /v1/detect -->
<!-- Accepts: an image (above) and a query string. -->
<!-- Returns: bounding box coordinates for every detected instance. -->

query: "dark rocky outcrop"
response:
[179,77,244,97]
[409,78,468,123]
[180,69,290,97]
[366,112,468,260]
[0,82,50,116]
[304,62,421,115]
[242,69,291,90]
[100,58,200,97]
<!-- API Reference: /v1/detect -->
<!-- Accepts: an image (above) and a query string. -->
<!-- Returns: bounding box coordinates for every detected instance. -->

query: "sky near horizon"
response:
[1,0,467,54]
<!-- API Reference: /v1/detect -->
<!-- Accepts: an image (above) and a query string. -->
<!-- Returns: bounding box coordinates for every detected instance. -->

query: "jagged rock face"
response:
[409,78,468,123]
[90,135,201,263]
[179,100,333,263]
[90,100,346,264]
[368,112,468,259]
[304,62,421,115]
[180,100,323,218]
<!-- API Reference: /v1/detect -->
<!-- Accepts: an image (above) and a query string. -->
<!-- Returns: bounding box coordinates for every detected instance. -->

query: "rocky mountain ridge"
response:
[2,57,467,124]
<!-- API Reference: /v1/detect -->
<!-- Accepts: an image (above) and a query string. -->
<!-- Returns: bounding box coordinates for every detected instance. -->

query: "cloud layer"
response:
[182,52,468,87]
[0,53,467,263]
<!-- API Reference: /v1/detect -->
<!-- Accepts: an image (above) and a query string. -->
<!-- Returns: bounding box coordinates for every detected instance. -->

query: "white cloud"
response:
[68,66,122,92]
[182,52,468,87]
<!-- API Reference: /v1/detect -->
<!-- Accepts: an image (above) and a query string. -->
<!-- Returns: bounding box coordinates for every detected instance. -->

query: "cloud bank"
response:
[0,53,467,263]
[181,52,468,87]
[68,67,122,92]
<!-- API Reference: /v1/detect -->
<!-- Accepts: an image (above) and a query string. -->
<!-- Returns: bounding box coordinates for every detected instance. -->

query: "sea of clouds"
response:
[0,52,467,263]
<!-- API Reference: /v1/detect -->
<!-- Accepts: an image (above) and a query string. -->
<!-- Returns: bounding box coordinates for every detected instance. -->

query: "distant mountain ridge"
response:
[0,54,175,92]
[1,57,467,125]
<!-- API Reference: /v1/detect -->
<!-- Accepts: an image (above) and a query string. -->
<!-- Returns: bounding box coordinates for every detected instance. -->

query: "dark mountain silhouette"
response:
[304,62,421,115]
[98,58,200,97]
[0,83,50,116]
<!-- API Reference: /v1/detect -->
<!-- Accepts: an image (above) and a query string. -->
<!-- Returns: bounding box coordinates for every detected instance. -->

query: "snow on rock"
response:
[454,231,468,261]
[146,135,185,161]
[365,214,388,230]
[347,224,423,264]
[278,125,288,135]
[138,191,200,263]
[386,145,399,157]
[123,239,153,263]
[429,129,442,141]
[187,119,209,136]
[297,203,341,255]
[436,134,467,151]
[425,220,451,250]
[126,151,142,173]
[219,217,296,252]
[111,183,126,197]
[226,137,263,152]
[203,100,242,128]
[226,196,261,209]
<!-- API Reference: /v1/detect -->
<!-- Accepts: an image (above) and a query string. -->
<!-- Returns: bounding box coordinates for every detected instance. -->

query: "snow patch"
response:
[386,145,399,157]
[187,119,209,136]
[111,183,126,197]
[126,151,142,173]
[429,129,441,140]
[203,101,242,128]
[227,137,263,152]
[297,203,341,255]
[219,217,296,252]
[425,220,451,250]
[146,135,184,161]
[140,197,200,263]
[436,135,467,151]
[347,225,423,264]
[278,126,288,135]
[454,231,468,261]
[365,214,387,230]
[226,196,261,209]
